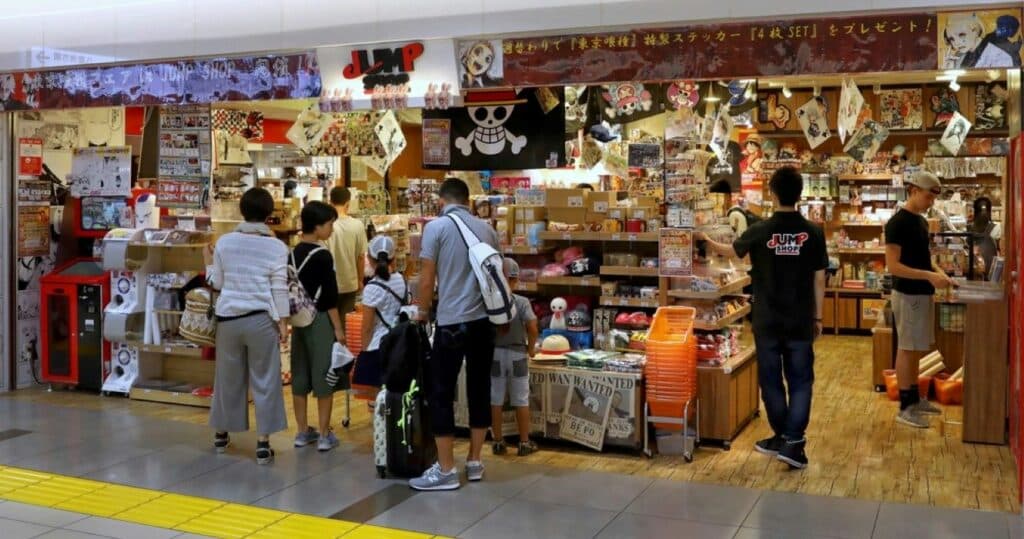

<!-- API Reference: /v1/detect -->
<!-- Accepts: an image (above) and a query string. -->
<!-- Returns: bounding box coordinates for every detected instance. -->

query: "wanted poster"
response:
[529,370,547,434]
[560,373,615,451]
[545,370,573,439]
[159,104,212,209]
[796,98,831,149]
[68,146,131,197]
[940,112,972,156]
[601,373,641,448]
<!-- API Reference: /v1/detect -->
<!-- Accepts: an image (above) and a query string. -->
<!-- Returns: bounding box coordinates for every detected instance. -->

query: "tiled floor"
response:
[0,397,1019,538]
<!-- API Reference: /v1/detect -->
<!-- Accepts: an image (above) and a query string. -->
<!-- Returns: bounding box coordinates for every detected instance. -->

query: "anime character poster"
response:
[844,120,889,162]
[457,40,505,89]
[974,83,1008,130]
[796,97,832,149]
[939,9,1023,69]
[930,87,961,129]
[878,89,924,130]
[940,112,972,155]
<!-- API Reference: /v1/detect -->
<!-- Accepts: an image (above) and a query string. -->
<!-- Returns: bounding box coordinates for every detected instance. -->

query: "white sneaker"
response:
[465,460,485,482]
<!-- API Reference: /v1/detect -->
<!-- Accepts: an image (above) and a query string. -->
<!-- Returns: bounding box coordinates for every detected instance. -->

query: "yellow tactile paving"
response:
[250,514,358,539]
[0,466,452,538]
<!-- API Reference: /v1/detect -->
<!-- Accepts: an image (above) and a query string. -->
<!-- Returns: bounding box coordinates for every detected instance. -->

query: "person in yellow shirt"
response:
[327,187,368,331]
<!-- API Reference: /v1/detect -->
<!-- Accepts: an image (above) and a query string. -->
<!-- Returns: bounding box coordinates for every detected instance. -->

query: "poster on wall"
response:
[974,83,1008,130]
[18,137,42,177]
[940,111,972,155]
[423,88,565,170]
[796,97,832,149]
[422,118,451,166]
[17,181,50,204]
[559,373,615,451]
[16,310,40,386]
[659,228,694,277]
[458,39,505,89]
[878,88,924,130]
[159,104,212,209]
[938,9,1023,69]
[17,206,50,257]
[68,146,131,198]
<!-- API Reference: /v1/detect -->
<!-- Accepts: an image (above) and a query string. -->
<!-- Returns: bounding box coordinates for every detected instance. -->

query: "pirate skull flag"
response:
[423,88,565,170]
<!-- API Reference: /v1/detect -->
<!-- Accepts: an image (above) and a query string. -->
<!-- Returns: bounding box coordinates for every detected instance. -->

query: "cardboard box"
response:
[587,191,626,214]
[608,207,627,220]
[632,196,659,207]
[513,205,547,222]
[546,188,587,208]
[547,207,588,225]
[627,207,658,221]
[514,219,547,235]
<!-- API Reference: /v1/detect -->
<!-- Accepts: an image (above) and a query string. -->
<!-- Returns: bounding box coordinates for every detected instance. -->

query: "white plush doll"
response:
[549,297,568,330]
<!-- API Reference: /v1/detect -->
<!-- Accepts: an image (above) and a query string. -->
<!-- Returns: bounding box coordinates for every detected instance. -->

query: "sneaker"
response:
[409,463,460,491]
[492,441,507,455]
[896,408,930,429]
[777,439,808,470]
[754,436,784,456]
[912,400,942,416]
[256,443,275,465]
[318,430,339,452]
[294,427,320,447]
[517,440,538,456]
[465,460,485,481]
[213,432,230,454]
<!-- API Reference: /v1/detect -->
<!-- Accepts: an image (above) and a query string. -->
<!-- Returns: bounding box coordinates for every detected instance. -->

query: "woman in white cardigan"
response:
[203,187,290,464]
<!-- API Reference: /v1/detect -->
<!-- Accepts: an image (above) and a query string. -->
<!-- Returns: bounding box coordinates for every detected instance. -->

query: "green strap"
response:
[396,380,419,447]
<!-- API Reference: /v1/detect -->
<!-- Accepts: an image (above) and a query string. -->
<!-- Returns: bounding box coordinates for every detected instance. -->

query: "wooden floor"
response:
[5,334,1019,513]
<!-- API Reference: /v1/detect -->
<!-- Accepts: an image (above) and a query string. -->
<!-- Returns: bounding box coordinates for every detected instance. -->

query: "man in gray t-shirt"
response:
[411,178,500,492]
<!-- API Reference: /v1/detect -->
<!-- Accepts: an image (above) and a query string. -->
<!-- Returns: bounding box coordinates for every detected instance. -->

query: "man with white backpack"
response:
[411,178,514,491]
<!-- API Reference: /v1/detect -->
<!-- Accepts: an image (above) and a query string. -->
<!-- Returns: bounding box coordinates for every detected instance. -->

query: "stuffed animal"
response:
[549,297,568,330]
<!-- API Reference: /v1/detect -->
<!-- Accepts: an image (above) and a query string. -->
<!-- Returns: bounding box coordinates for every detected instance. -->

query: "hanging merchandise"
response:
[796,97,832,149]
[930,87,961,128]
[287,104,334,153]
[708,104,734,162]
[837,78,865,143]
[974,83,1008,130]
[424,88,565,170]
[564,85,590,134]
[374,110,407,171]
[758,93,792,129]
[940,111,973,156]
[720,79,758,116]
[738,132,764,175]
[601,82,658,122]
[878,88,924,130]
[665,81,701,110]
[844,120,890,162]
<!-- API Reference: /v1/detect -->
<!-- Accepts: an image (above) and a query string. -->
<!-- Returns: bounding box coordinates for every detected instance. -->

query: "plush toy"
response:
[549,297,568,330]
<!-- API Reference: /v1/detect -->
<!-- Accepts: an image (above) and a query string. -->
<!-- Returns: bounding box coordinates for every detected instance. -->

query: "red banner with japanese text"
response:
[458,13,938,88]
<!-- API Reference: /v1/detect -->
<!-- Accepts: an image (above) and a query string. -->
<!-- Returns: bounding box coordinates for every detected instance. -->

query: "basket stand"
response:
[643,397,700,462]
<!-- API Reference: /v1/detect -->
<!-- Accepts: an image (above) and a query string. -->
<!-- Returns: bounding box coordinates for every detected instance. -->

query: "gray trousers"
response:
[208,313,288,435]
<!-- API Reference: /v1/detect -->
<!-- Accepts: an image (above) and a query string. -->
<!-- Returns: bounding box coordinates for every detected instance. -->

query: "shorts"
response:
[491,347,529,407]
[291,311,336,398]
[891,291,935,352]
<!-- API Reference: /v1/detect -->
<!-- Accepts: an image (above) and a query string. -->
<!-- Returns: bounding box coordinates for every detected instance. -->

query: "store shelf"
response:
[600,296,660,308]
[835,247,886,255]
[538,231,659,242]
[131,342,206,358]
[502,246,554,255]
[698,346,756,374]
[537,275,602,287]
[514,281,539,293]
[837,174,893,182]
[694,304,752,331]
[130,387,211,408]
[668,276,751,300]
[841,222,885,228]
[600,266,660,277]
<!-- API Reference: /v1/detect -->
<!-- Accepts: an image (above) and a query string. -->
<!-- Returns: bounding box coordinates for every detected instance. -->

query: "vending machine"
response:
[40,258,111,390]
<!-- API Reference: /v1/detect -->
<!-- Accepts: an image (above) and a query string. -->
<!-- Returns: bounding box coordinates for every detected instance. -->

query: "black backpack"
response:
[367,278,429,393]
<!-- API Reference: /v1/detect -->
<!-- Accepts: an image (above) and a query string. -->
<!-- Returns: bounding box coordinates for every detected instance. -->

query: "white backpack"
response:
[447,214,517,325]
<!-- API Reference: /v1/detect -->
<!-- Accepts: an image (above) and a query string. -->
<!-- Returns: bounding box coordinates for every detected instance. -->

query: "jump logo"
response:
[766,232,809,256]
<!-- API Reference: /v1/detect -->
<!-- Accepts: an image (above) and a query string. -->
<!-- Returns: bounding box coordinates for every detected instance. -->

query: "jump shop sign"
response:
[317,39,460,109]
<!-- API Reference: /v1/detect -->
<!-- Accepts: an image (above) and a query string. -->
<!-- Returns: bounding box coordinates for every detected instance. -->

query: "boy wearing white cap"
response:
[355,235,410,391]
[490,259,539,457]
[884,171,955,428]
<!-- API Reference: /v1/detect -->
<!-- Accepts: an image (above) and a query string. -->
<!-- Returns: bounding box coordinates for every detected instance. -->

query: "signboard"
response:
[0,51,321,111]
[317,39,460,110]
[17,138,42,177]
[659,228,694,277]
[459,13,938,88]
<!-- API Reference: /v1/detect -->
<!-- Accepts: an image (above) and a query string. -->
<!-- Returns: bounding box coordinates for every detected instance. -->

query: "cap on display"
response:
[369,235,396,259]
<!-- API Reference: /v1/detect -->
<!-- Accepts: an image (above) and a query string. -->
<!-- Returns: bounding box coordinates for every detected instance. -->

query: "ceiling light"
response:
[873,83,881,94]
[781,83,792,99]
[987,69,1001,81]
[943,69,966,77]
[948,78,960,92]
[812,84,821,97]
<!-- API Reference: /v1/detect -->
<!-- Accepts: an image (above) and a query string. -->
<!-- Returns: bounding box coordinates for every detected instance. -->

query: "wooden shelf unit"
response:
[503,246,554,255]
[537,275,602,287]
[599,296,660,309]
[694,304,752,331]
[668,276,751,300]
[600,266,660,277]
[538,231,659,242]
[697,346,759,443]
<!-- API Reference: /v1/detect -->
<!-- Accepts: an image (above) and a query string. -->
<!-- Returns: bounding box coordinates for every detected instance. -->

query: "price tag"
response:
[164,347,172,353]
[610,234,622,241]
[593,201,608,213]
[619,297,630,306]
[561,232,572,240]
[568,196,584,208]
[628,234,638,241]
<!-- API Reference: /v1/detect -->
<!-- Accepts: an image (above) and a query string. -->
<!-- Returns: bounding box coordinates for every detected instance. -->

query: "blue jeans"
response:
[754,334,815,441]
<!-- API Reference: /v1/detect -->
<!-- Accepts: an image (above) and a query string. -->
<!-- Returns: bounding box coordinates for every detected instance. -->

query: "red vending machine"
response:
[40,258,111,390]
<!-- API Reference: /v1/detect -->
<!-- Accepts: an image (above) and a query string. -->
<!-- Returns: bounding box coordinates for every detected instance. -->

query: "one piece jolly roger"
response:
[455,89,529,157]
[424,87,566,170]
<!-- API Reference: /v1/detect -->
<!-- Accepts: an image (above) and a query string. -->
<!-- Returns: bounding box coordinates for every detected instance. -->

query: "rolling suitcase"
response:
[374,381,437,478]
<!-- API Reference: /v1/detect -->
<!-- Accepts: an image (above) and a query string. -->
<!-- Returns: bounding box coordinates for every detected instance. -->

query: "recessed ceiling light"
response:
[781,83,792,99]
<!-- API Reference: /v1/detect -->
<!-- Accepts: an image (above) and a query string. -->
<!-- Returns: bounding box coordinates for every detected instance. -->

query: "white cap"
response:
[907,171,941,192]
[369,235,396,259]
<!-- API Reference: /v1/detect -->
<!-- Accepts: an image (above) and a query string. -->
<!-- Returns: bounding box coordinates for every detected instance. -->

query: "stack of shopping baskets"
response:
[644,306,699,461]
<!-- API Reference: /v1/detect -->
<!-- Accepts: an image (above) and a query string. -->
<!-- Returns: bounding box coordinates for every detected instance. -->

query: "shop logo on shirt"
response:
[766,232,809,256]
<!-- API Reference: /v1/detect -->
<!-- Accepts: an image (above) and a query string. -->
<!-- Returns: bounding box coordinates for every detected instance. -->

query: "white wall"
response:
[0,0,1011,71]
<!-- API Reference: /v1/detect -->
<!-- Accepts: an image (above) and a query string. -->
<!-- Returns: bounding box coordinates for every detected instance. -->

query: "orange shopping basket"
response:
[643,307,700,462]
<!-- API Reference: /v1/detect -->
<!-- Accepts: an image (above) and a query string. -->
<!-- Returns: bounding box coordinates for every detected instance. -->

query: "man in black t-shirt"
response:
[884,171,955,429]
[699,167,827,470]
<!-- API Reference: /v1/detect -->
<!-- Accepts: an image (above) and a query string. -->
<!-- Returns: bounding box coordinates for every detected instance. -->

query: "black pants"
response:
[430,318,496,436]
[754,333,815,441]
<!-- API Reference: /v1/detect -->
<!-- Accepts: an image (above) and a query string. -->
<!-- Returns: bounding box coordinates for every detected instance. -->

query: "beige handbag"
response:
[179,287,217,347]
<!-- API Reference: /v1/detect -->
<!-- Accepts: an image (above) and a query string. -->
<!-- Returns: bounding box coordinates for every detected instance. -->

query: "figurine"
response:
[549,297,568,330]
